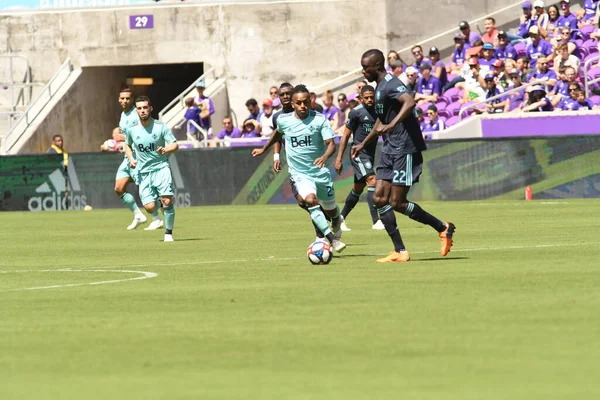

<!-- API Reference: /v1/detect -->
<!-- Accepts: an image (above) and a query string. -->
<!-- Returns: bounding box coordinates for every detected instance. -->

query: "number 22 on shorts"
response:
[393,170,406,184]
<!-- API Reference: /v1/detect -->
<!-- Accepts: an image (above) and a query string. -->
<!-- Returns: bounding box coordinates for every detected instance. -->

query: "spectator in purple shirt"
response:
[495,31,517,61]
[423,105,446,133]
[557,82,581,110]
[241,118,261,138]
[576,89,594,110]
[245,98,263,121]
[415,63,441,105]
[519,1,536,38]
[411,45,431,72]
[479,43,499,74]
[551,27,579,58]
[428,47,448,88]
[321,90,339,121]
[579,0,600,25]
[179,97,201,139]
[507,68,526,109]
[217,116,242,139]
[544,5,561,39]
[193,81,215,130]
[530,58,557,89]
[551,66,577,106]
[556,0,578,32]
[526,26,553,68]
[459,21,482,46]
[448,33,471,74]
[522,85,554,112]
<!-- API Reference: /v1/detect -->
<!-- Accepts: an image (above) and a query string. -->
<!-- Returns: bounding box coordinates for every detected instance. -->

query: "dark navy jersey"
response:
[271,107,294,131]
[375,73,426,155]
[346,104,377,156]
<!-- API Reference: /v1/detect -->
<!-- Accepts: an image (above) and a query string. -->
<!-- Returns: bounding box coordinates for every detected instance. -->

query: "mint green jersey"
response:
[276,110,335,177]
[119,107,140,130]
[124,119,176,174]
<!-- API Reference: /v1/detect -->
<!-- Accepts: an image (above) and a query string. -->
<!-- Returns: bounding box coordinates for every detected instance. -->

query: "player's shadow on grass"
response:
[158,238,206,242]
[411,257,469,262]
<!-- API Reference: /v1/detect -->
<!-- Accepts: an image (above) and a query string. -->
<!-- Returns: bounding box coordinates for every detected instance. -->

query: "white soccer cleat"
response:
[164,233,174,242]
[315,236,327,243]
[127,214,147,230]
[331,239,346,253]
[372,220,386,230]
[340,219,351,232]
[144,219,164,231]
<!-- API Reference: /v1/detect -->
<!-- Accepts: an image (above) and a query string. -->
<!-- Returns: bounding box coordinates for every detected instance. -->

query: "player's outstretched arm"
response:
[252,129,282,157]
[380,93,416,133]
[314,138,336,169]
[335,126,352,174]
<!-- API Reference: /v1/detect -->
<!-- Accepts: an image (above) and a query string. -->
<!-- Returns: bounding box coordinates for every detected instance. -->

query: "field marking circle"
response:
[0,269,158,292]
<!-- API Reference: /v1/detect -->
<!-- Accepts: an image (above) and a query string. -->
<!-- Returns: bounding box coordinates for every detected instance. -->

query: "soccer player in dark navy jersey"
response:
[335,85,385,231]
[352,49,455,263]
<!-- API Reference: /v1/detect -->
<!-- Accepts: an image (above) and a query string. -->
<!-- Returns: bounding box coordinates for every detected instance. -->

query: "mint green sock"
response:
[308,205,331,236]
[163,204,175,230]
[120,193,139,213]
[151,208,159,218]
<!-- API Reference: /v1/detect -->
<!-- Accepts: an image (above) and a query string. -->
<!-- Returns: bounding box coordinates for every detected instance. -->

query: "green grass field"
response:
[1,200,599,399]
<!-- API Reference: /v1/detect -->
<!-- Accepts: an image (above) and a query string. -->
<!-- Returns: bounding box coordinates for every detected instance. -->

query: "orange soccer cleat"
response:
[376,251,411,263]
[439,222,456,256]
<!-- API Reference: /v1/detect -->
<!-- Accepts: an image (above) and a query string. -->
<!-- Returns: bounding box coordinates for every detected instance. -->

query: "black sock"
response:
[341,190,361,219]
[366,187,379,224]
[319,205,332,222]
[165,229,173,234]
[404,202,446,232]
[377,204,405,252]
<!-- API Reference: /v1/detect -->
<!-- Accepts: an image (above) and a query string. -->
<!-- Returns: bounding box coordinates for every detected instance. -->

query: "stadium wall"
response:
[2,136,600,212]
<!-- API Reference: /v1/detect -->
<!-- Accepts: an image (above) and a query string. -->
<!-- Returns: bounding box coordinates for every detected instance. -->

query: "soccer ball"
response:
[307,241,333,265]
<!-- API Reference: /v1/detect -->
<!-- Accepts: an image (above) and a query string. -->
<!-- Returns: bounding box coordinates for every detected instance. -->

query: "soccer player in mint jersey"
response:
[271,83,332,243]
[114,89,163,231]
[252,85,346,253]
[335,84,385,231]
[352,49,455,263]
[123,96,179,242]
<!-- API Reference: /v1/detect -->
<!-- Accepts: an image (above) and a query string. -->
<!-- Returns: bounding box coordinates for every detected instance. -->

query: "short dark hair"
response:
[361,49,385,70]
[280,82,293,89]
[245,98,258,107]
[292,84,310,97]
[517,56,529,65]
[486,17,496,24]
[361,85,375,94]
[411,45,423,52]
[52,134,63,141]
[135,96,151,105]
[348,99,359,109]
[119,88,132,95]
[338,93,347,101]
[389,60,403,70]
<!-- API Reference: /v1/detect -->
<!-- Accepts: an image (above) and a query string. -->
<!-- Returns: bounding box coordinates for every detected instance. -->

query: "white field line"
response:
[0,269,158,292]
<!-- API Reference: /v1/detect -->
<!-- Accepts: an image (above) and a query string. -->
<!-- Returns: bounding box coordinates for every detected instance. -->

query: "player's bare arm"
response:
[157,142,178,155]
[314,138,336,168]
[252,129,283,157]
[377,93,416,134]
[335,126,353,174]
[123,143,137,169]
[351,119,381,159]
[273,140,282,172]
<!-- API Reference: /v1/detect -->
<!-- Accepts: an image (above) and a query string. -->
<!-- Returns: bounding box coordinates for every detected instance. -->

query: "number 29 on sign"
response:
[129,15,154,30]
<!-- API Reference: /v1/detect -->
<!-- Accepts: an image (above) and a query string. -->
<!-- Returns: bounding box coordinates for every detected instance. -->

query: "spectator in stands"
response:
[479,43,499,74]
[348,99,359,110]
[519,1,536,39]
[482,17,500,45]
[481,73,509,113]
[332,93,350,134]
[542,4,561,38]
[177,97,202,140]
[522,85,554,112]
[551,66,575,106]
[390,60,405,83]
[579,0,600,26]
[556,82,582,110]
[241,118,261,138]
[100,130,120,152]
[259,99,275,137]
[575,89,594,110]
[495,31,517,61]
[423,105,445,133]
[459,57,485,103]
[507,68,526,108]
[466,40,484,61]
[530,58,557,89]
[269,86,279,101]
[321,90,338,121]
[553,42,580,72]
[526,26,553,69]
[387,50,406,72]
[272,97,282,111]
[348,80,367,102]
[415,107,425,131]
[556,0,578,32]
[404,67,419,97]
[217,116,242,139]
[492,59,510,88]
[428,47,448,88]
[533,1,549,32]
[516,56,533,81]
[310,92,324,113]
[47,134,65,154]
[245,98,262,121]
[459,21,482,46]
[411,45,430,71]
[448,33,470,74]
[415,63,441,105]
[193,81,215,132]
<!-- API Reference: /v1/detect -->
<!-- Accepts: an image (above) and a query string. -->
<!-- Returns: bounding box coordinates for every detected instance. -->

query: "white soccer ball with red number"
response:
[307,241,333,265]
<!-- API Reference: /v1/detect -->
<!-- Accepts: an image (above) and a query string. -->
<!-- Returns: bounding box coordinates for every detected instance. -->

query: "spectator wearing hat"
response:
[530,57,557,89]
[423,105,445,134]
[411,45,431,72]
[477,73,509,114]
[217,116,242,140]
[478,43,499,74]
[556,82,582,110]
[526,26,553,69]
[482,17,500,45]
[259,99,275,137]
[522,85,553,112]
[533,1,549,31]
[459,57,485,103]
[427,47,448,88]
[495,31,517,61]
[507,68,526,108]
[404,67,419,97]
[519,1,536,39]
[556,0,578,33]
[459,21,482,46]
[553,42,581,73]
[415,63,441,105]
[193,81,215,131]
[448,33,471,74]
[491,59,510,88]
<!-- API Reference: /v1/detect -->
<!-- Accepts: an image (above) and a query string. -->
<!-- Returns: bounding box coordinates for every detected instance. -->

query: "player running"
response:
[114,89,163,231]
[271,82,332,243]
[122,96,179,242]
[335,84,385,231]
[352,49,455,263]
[252,84,346,252]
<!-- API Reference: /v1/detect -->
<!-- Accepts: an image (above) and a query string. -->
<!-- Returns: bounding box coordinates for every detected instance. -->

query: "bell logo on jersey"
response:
[138,143,156,152]
[290,135,313,148]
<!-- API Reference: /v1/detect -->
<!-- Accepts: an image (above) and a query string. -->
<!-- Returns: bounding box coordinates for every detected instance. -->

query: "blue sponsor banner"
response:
[0,0,155,10]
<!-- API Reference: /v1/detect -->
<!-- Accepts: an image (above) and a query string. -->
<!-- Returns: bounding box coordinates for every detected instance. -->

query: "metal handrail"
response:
[308,0,528,95]
[185,119,207,147]
[583,53,600,97]
[158,67,216,121]
[1,58,73,155]
[458,79,550,120]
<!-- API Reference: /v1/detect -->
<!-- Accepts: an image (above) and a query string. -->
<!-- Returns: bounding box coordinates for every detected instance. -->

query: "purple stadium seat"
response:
[445,101,463,116]
[582,39,597,51]
[436,98,448,109]
[447,73,459,82]
[587,66,600,79]
[445,115,459,127]
[443,87,459,97]
[419,102,432,112]
[575,39,584,50]
[514,42,526,57]
[579,48,589,59]
[437,109,451,119]
[590,95,600,105]
[584,53,600,65]
[580,24,595,40]
[591,46,599,55]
